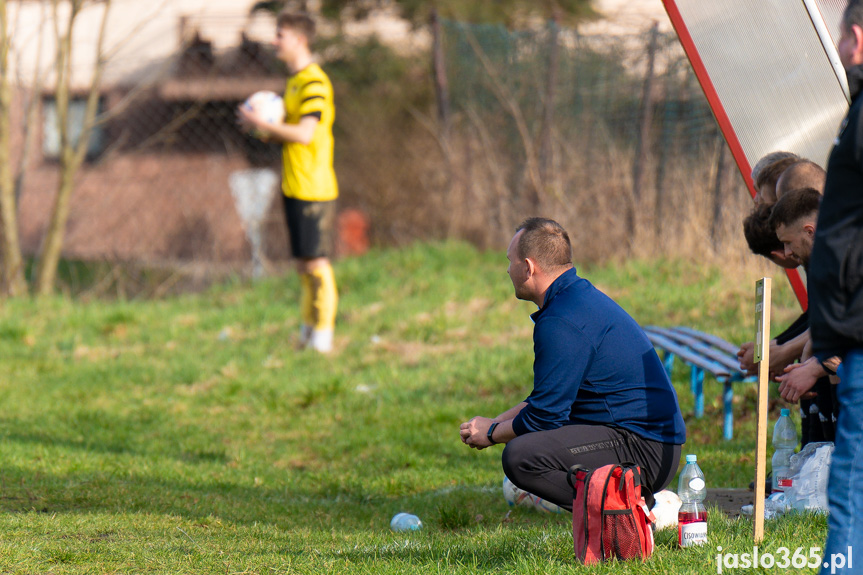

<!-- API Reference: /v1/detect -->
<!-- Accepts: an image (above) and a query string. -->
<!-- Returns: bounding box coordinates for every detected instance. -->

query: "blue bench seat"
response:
[643,325,755,440]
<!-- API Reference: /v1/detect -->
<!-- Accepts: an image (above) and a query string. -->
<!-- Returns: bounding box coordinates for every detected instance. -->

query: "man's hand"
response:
[236,104,272,139]
[737,341,756,374]
[738,339,804,378]
[776,357,824,403]
[459,416,494,450]
[823,356,842,378]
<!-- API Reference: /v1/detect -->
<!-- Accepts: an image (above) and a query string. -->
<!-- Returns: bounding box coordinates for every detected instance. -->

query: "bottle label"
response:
[679,521,707,547]
[773,470,792,491]
[688,477,705,491]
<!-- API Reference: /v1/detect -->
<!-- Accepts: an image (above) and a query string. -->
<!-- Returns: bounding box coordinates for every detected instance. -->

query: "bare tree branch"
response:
[36,0,112,295]
[0,0,27,295]
[14,0,49,207]
[460,23,544,209]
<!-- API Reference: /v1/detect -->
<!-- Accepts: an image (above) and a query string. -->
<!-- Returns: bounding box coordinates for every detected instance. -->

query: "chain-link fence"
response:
[8,15,752,290]
[433,19,750,260]
[14,27,292,277]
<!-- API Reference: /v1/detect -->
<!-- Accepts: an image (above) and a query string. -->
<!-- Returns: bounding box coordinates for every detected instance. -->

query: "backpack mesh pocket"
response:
[603,510,642,560]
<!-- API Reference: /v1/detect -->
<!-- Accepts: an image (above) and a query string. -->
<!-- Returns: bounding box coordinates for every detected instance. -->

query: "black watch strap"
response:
[487,422,500,445]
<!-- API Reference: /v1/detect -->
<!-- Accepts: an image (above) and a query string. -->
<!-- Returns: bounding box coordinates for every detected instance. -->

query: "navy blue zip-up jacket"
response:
[511,268,686,445]
[810,64,863,360]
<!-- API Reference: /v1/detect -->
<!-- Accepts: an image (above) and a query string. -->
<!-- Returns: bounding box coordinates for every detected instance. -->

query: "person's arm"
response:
[459,317,593,449]
[237,107,319,145]
[800,334,814,361]
[770,330,809,375]
[459,403,527,450]
[510,318,593,436]
[494,402,528,423]
[738,331,808,376]
[776,356,826,402]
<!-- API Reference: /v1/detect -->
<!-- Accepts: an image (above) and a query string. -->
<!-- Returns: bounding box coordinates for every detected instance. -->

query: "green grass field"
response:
[0,243,828,573]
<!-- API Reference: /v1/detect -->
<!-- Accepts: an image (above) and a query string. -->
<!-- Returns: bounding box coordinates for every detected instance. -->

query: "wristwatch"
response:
[487,422,500,445]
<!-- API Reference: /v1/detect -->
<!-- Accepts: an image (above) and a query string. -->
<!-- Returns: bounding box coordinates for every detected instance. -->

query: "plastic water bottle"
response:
[771,408,798,493]
[678,454,707,548]
[390,512,422,532]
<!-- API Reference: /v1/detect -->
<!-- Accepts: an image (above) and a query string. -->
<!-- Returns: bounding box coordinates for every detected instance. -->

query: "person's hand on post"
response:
[776,357,822,403]
[737,341,756,375]
[459,416,494,450]
[738,340,801,378]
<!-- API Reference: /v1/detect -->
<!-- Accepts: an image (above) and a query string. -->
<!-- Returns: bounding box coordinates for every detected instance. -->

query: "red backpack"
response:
[566,463,655,564]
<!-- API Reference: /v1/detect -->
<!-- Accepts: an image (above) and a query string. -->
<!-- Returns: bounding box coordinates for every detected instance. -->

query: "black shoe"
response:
[748,472,772,496]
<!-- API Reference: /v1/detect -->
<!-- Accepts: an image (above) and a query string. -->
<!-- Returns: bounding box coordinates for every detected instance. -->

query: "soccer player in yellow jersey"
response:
[239,11,338,353]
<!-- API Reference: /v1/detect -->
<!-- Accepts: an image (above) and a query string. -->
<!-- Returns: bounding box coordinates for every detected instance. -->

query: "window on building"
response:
[42,95,106,161]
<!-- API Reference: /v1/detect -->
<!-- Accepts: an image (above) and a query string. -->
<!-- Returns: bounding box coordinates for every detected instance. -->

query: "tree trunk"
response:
[35,151,79,295]
[0,0,26,296]
[35,0,111,296]
[15,0,48,209]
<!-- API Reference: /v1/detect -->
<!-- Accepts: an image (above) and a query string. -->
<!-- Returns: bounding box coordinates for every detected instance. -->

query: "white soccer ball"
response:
[242,90,285,139]
[502,476,563,514]
[503,475,521,506]
[651,489,682,530]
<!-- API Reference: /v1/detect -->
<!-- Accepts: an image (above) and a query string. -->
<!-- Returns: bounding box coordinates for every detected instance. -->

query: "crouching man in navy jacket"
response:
[459,217,686,510]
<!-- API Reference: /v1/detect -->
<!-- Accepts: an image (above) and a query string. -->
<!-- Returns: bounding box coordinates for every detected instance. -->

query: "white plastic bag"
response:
[741,492,788,519]
[784,441,833,513]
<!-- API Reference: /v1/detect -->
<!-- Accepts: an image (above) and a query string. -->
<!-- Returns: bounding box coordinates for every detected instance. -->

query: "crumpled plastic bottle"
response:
[390,512,422,532]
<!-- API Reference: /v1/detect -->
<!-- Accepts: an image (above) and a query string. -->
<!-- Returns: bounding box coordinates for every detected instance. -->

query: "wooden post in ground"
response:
[753,277,772,542]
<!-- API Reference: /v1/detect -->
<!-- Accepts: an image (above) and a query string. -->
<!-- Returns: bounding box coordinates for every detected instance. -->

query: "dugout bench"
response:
[643,325,755,440]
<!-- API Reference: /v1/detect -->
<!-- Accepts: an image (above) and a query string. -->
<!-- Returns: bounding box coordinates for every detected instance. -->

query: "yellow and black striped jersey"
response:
[282,63,338,202]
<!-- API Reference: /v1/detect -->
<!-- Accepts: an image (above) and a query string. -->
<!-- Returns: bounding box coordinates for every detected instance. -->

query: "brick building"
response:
[9,1,325,268]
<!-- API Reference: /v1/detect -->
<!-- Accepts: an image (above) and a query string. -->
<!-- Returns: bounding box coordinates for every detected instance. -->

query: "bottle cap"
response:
[781,408,790,416]
[686,454,697,463]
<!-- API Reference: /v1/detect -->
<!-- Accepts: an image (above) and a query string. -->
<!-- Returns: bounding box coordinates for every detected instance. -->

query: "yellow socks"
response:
[300,263,338,352]
[300,273,314,334]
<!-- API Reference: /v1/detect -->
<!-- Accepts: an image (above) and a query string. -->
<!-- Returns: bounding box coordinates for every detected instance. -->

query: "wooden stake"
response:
[753,277,771,542]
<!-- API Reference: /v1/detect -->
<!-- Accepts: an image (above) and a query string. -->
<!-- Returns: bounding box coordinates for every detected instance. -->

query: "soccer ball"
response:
[241,90,285,139]
[502,476,563,514]
[502,475,525,506]
[650,489,681,530]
